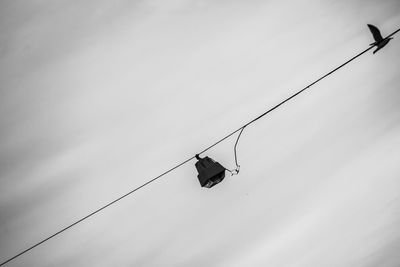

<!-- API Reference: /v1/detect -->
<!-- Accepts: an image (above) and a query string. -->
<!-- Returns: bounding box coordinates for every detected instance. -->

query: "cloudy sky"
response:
[1,0,400,266]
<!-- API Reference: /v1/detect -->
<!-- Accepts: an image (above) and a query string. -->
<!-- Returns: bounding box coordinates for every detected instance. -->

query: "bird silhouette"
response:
[368,24,393,54]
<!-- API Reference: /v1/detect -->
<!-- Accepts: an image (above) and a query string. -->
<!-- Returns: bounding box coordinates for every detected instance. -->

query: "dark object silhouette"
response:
[368,24,393,54]
[195,154,226,188]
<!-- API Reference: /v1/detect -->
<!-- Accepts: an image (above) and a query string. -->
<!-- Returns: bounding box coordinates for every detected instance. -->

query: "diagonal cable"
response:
[1,27,399,267]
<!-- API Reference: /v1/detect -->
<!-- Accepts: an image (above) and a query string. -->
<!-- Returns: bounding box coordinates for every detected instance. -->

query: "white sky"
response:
[1,1,400,266]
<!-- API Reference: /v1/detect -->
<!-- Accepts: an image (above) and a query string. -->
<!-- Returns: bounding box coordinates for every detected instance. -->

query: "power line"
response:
[1,28,399,266]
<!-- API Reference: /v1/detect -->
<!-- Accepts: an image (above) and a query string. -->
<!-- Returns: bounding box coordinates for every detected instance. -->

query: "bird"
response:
[368,24,393,54]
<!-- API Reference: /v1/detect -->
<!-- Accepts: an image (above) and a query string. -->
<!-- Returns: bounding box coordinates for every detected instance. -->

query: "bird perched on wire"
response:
[368,24,393,54]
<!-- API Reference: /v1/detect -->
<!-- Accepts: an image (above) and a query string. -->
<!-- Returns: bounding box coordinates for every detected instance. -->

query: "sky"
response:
[1,0,400,266]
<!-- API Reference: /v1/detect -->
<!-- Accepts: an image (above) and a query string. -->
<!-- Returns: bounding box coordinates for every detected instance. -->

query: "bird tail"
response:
[370,42,376,46]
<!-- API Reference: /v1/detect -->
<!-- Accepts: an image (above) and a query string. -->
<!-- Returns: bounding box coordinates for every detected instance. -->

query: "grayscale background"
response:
[1,0,400,266]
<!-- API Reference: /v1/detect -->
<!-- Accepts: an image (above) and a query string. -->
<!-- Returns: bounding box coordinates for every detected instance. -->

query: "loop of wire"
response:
[227,126,246,176]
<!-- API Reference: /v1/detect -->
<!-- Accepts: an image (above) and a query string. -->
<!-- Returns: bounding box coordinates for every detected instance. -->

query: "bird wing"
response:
[368,24,383,42]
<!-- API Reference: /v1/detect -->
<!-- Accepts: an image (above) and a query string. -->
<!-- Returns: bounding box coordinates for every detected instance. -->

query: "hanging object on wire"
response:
[194,154,226,188]
[194,126,246,188]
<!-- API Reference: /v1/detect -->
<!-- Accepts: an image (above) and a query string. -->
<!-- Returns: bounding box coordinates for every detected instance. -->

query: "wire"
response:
[226,126,246,175]
[1,28,399,266]
[0,156,196,266]
[234,126,246,170]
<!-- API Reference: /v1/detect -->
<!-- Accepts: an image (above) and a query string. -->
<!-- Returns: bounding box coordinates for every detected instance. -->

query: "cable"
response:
[1,28,399,266]
[226,126,246,175]
[234,126,246,171]
[0,156,195,267]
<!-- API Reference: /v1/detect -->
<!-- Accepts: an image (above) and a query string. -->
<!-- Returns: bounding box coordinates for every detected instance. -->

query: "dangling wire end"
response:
[226,126,246,176]
[225,165,240,176]
[231,165,240,176]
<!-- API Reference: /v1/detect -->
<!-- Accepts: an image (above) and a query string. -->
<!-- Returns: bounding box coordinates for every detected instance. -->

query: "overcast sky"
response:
[1,1,400,266]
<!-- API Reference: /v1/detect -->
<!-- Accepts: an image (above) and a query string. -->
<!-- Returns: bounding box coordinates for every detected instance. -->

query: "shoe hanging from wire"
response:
[194,126,246,188]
